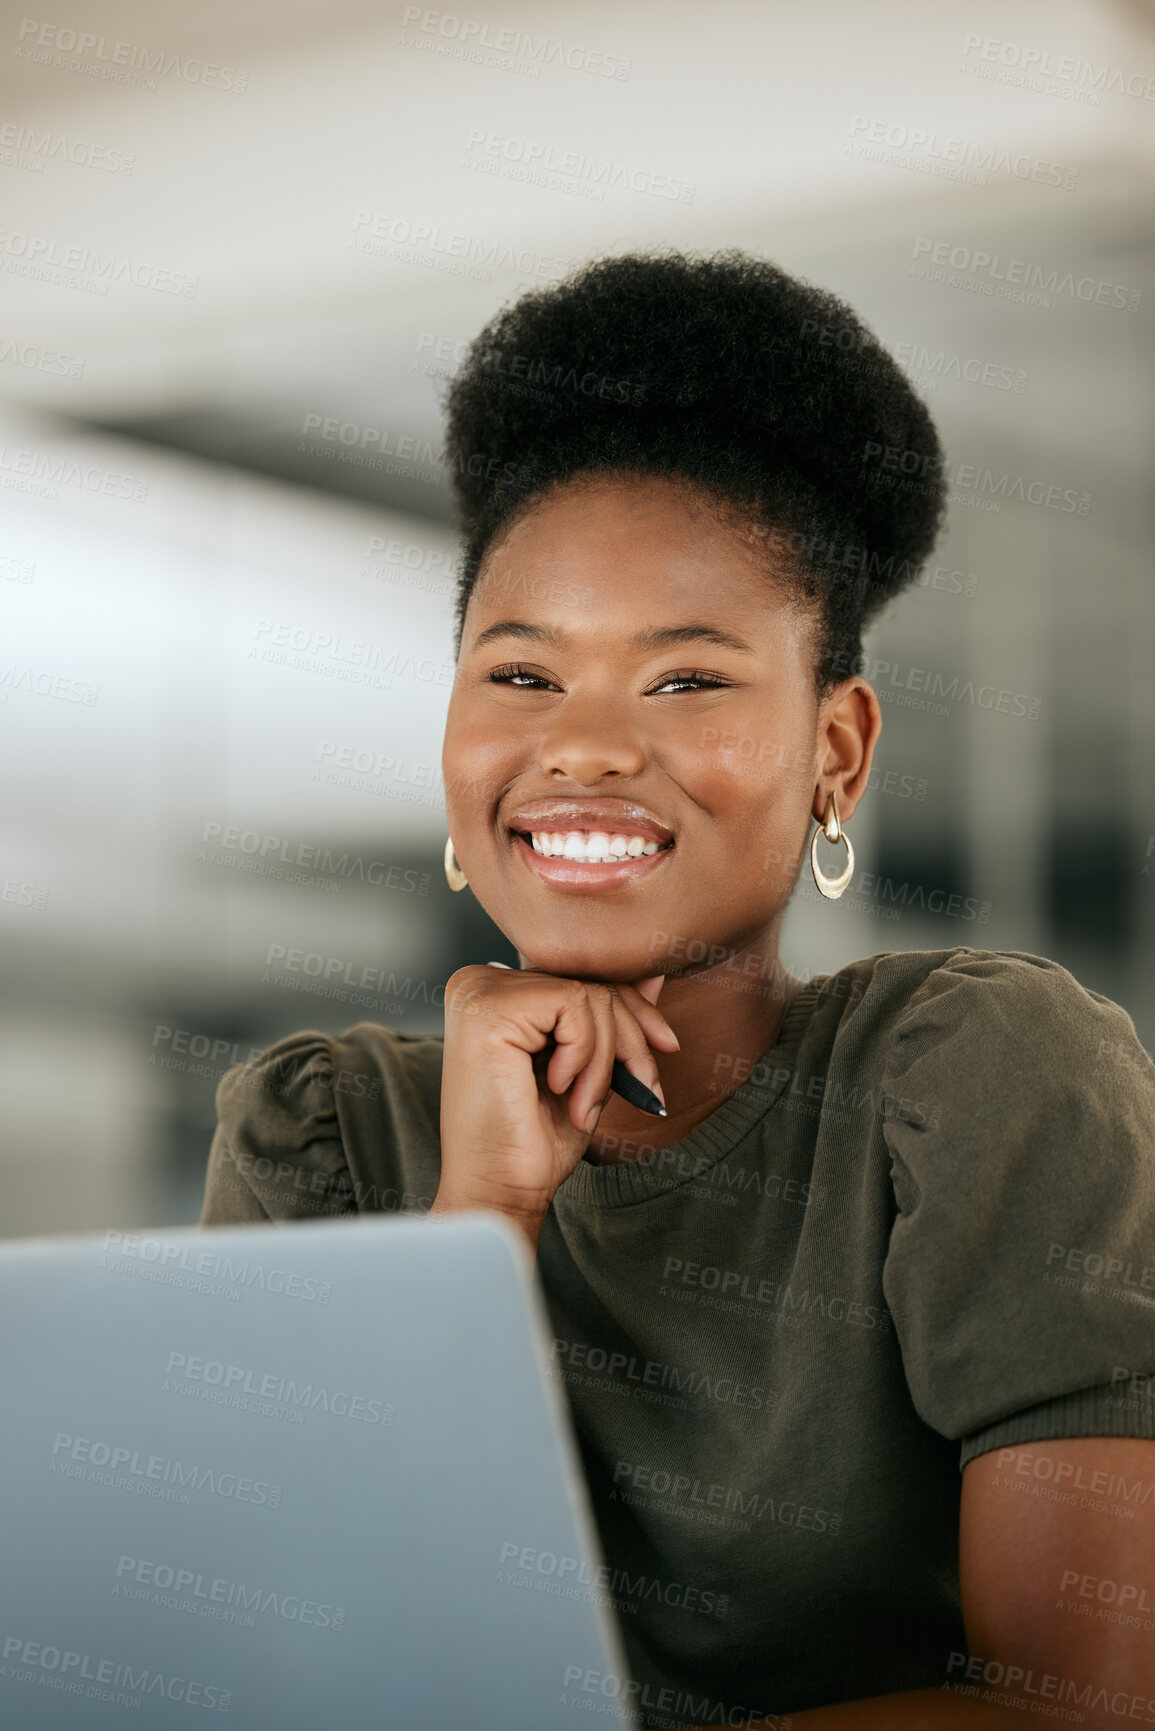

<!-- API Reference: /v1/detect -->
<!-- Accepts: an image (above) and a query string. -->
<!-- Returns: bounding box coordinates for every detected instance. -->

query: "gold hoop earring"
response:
[810,792,854,900]
[444,836,468,892]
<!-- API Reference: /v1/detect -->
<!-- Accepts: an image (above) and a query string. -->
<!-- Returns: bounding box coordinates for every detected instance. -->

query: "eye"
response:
[488,663,555,689]
[487,664,734,694]
[649,670,732,694]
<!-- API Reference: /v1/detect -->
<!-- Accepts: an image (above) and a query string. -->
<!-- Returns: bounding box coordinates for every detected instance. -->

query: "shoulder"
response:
[206,1022,444,1223]
[215,1021,444,1124]
[866,953,1155,1448]
[804,945,1153,1139]
[865,946,1155,1185]
[868,945,1150,1090]
[816,943,1145,1062]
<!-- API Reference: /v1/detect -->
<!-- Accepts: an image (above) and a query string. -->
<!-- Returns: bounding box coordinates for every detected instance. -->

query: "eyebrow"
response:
[471,620,756,654]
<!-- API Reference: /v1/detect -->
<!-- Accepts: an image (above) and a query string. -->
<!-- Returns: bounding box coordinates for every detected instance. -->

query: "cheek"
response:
[680,703,813,785]
[681,730,812,898]
[442,714,519,816]
[686,739,813,808]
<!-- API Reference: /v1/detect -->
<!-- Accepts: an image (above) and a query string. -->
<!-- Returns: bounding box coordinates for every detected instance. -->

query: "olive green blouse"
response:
[200,945,1155,1721]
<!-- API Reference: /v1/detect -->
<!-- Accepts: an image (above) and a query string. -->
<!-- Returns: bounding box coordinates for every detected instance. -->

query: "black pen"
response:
[485,961,668,1117]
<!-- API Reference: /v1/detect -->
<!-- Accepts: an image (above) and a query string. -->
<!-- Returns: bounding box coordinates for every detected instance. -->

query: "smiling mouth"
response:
[508,828,675,892]
[511,829,675,861]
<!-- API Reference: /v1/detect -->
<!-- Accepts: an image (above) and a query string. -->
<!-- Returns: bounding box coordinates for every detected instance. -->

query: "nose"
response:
[539,698,646,782]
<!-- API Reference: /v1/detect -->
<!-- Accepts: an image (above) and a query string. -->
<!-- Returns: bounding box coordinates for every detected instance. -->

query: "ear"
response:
[812,678,883,824]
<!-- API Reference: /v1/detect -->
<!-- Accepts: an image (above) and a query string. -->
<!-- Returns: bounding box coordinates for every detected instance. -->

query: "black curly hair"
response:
[442,247,947,696]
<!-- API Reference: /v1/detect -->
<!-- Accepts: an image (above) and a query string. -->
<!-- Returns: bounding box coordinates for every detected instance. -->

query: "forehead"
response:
[469,474,792,631]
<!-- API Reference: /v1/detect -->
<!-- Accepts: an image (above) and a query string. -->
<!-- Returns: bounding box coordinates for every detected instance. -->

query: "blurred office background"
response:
[1,0,1152,1237]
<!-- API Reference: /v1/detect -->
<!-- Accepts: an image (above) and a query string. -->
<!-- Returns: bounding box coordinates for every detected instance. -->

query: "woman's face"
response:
[442,473,874,982]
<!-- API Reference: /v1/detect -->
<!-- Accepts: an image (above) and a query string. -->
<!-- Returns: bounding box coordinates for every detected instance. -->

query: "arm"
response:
[674,1435,1155,1731]
[197,1031,361,1225]
[428,1184,546,1254]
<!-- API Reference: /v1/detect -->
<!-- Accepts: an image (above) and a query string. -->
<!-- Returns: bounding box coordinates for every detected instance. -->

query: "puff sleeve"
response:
[878,948,1155,1469]
[199,1029,357,1226]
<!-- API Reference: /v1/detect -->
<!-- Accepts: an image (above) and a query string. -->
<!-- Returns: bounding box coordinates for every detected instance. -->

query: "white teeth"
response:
[528,830,667,861]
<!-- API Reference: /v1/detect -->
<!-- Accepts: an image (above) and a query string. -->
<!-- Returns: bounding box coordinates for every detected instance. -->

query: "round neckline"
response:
[553,977,826,1209]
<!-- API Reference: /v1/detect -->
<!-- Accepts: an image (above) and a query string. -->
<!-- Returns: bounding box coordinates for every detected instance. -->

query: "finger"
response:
[541,984,601,1100]
[612,980,680,1050]
[608,992,667,1108]
[560,985,618,1134]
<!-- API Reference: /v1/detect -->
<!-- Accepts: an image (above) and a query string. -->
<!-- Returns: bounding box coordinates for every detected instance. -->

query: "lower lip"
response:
[511,832,674,893]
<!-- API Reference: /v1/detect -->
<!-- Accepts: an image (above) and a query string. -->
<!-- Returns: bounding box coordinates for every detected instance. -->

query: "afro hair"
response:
[441,247,947,695]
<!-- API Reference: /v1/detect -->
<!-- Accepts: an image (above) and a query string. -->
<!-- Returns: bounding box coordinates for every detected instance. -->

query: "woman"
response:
[201,251,1155,1727]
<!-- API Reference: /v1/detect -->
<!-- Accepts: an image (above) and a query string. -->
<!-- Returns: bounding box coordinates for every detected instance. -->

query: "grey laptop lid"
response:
[0,1212,640,1730]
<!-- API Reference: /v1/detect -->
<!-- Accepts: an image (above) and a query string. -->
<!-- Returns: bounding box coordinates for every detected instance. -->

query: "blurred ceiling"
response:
[0,0,1151,512]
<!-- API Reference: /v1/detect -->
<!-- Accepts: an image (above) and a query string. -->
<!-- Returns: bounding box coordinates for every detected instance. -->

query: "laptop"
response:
[0,1212,640,1730]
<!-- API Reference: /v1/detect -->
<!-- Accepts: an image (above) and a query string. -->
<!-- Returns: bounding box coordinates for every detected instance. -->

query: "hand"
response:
[435,964,680,1233]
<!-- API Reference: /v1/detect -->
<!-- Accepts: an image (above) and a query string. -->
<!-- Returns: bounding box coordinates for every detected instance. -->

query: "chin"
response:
[515,933,661,983]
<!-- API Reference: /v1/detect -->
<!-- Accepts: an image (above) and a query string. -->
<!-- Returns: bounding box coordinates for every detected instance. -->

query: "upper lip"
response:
[507,799,675,846]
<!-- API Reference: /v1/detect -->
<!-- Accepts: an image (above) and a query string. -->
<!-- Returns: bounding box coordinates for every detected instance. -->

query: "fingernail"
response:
[651,1079,667,1108]
[584,1105,601,1133]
